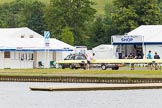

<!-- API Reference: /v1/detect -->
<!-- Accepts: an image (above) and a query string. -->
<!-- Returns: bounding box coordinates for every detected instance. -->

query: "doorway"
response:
[4,51,11,69]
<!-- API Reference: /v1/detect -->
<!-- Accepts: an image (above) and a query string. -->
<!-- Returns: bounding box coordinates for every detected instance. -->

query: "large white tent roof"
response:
[0,27,43,38]
[128,25,162,43]
[0,38,74,51]
[0,27,74,51]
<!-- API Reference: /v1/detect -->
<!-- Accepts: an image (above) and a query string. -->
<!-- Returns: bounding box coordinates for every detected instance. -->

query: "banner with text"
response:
[112,35,143,43]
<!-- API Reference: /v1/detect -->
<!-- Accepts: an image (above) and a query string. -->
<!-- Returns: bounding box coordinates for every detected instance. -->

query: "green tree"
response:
[88,16,106,48]
[112,0,162,34]
[104,2,118,44]
[0,0,47,35]
[23,0,47,35]
[0,1,26,28]
[45,0,96,45]
[60,26,74,45]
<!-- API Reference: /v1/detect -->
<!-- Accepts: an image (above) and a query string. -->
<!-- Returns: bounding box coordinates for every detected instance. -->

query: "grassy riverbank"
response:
[0,68,162,78]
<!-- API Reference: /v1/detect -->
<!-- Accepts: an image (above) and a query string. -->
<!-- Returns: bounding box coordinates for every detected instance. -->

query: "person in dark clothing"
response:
[128,53,135,70]
[154,52,160,70]
[154,52,160,59]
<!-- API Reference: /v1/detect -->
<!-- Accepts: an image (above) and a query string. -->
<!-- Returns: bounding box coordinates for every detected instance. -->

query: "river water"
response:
[0,82,162,108]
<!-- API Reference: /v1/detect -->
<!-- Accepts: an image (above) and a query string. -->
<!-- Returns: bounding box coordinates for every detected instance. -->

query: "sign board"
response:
[44,31,50,47]
[112,35,143,43]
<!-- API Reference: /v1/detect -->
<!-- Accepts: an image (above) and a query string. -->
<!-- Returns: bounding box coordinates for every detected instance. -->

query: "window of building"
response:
[21,35,24,38]
[29,35,34,38]
[4,52,10,58]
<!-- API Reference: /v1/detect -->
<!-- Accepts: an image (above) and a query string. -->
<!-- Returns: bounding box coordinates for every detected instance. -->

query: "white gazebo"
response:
[92,44,113,59]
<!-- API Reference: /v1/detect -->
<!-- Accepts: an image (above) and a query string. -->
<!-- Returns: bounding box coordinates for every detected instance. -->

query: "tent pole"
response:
[111,36,113,58]
[47,48,50,68]
[142,35,145,59]
[44,48,46,68]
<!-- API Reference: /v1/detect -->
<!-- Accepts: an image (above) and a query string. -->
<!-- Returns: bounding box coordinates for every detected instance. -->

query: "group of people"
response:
[147,50,160,70]
[127,50,160,70]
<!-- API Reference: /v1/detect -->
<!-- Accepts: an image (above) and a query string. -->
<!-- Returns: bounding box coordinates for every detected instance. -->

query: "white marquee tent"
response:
[128,25,162,58]
[112,25,162,59]
[92,44,113,59]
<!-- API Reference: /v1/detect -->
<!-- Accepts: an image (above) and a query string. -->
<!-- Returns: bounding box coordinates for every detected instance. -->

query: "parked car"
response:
[100,64,120,70]
[58,54,123,70]
[61,54,87,69]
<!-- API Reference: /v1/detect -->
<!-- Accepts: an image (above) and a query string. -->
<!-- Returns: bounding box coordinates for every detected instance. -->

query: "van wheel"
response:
[62,65,65,69]
[101,64,107,70]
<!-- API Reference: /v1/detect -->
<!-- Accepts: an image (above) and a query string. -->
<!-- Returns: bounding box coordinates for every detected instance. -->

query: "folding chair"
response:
[38,61,44,68]
[50,61,56,68]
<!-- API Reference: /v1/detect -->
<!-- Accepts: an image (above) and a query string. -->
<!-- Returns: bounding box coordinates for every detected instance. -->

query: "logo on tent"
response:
[44,31,50,39]
[44,31,50,47]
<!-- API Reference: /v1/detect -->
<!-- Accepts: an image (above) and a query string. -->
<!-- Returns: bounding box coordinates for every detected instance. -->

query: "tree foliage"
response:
[112,0,162,34]
[1,0,162,49]
[45,0,96,45]
[0,0,46,35]
[88,16,106,48]
[0,1,26,28]
[60,26,74,45]
[23,0,47,35]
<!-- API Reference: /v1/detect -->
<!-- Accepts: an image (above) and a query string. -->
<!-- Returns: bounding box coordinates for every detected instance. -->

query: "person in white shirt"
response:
[86,53,95,70]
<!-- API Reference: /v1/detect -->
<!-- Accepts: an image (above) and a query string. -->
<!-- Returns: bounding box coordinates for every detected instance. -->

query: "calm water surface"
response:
[0,82,162,108]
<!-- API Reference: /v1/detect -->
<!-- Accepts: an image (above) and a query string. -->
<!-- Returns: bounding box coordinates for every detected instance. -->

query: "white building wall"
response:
[36,51,54,68]
[0,51,73,69]
[0,51,35,69]
[0,52,4,69]
[10,51,34,69]
[56,52,63,61]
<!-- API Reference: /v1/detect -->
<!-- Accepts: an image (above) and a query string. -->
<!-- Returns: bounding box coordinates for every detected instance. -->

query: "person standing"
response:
[86,53,95,70]
[147,50,153,70]
[154,52,160,70]
[128,53,135,70]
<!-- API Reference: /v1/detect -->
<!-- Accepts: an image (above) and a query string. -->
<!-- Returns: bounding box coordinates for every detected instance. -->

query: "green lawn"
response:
[0,68,162,78]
